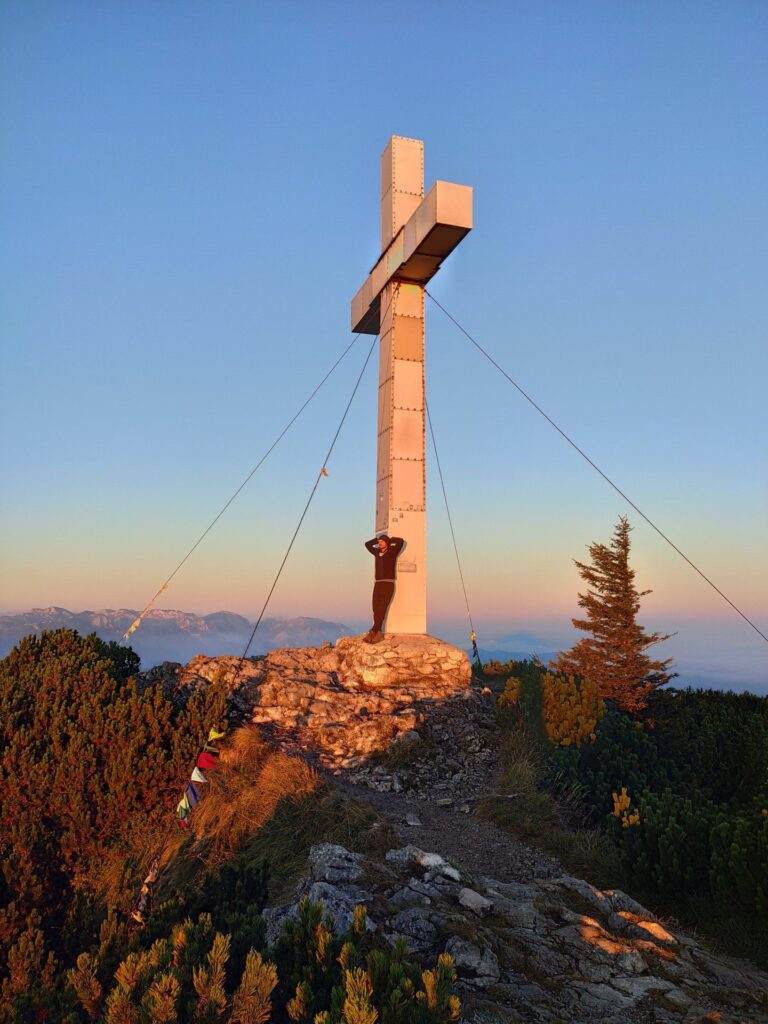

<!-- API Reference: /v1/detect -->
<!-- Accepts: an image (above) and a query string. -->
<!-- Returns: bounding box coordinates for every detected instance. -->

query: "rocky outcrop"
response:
[162,633,471,766]
[268,842,768,1024]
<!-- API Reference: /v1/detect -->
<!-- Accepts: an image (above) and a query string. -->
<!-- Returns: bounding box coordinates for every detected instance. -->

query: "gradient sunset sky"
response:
[1,2,766,688]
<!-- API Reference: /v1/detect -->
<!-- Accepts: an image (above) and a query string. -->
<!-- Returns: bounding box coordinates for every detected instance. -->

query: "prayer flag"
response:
[197,752,217,771]
[185,783,200,808]
[208,727,227,742]
[176,794,190,816]
[191,767,207,785]
[203,743,221,756]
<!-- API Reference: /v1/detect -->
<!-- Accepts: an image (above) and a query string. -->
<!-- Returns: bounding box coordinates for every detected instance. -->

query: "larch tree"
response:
[552,516,675,713]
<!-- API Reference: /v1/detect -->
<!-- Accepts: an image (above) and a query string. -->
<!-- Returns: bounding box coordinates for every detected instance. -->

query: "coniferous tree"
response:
[552,517,675,713]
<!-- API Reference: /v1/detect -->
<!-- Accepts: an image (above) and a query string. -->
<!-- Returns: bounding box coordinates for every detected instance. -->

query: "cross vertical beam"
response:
[352,136,472,634]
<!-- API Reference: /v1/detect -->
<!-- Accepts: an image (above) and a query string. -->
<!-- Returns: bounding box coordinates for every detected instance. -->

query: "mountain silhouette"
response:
[0,607,352,669]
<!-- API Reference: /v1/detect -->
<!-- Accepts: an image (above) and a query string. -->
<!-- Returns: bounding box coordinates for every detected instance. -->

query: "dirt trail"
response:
[334,776,563,884]
[327,686,563,884]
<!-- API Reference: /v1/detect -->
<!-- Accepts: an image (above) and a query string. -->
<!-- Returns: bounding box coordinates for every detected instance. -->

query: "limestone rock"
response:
[458,887,493,916]
[444,937,500,984]
[177,634,470,766]
[309,843,364,883]
[386,845,462,881]
[262,903,298,947]
[306,881,374,935]
[263,842,768,1023]
[388,907,438,951]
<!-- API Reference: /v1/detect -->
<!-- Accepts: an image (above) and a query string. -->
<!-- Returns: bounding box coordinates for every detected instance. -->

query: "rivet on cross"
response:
[351,136,472,634]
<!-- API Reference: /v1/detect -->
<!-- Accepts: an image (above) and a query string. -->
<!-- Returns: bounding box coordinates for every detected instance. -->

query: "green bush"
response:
[648,688,768,809]
[709,806,768,915]
[614,789,718,897]
[140,847,270,983]
[549,710,669,820]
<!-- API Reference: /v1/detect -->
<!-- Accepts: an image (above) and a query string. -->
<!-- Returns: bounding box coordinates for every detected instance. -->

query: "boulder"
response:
[458,887,493,916]
[309,843,364,883]
[444,936,500,985]
[388,907,438,952]
[306,881,374,935]
[385,845,462,881]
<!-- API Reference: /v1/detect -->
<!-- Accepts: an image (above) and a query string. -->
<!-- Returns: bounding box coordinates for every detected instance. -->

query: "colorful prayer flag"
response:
[208,727,227,742]
[185,783,200,808]
[191,767,207,785]
[197,752,217,771]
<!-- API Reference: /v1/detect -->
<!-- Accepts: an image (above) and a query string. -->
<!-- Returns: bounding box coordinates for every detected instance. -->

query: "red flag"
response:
[196,752,218,771]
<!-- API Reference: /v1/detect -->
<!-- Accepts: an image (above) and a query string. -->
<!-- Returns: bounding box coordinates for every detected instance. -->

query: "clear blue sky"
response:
[1,2,766,688]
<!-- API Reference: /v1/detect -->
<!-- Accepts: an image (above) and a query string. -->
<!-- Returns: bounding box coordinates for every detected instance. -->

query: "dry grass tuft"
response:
[188,727,320,866]
[478,733,625,887]
[157,725,393,904]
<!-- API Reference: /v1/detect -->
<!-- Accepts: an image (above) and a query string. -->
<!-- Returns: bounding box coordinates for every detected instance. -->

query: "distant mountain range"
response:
[475,646,558,663]
[0,607,352,669]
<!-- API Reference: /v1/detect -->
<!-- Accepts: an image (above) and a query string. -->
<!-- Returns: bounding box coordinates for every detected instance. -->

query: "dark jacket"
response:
[365,536,404,580]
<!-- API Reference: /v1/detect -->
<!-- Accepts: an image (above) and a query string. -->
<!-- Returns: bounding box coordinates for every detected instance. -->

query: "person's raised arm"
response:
[364,538,379,555]
[390,537,405,554]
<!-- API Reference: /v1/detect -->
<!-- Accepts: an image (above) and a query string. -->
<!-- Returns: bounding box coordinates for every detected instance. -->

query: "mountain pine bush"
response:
[0,629,228,1019]
[73,899,459,1024]
[648,688,768,809]
[540,671,604,747]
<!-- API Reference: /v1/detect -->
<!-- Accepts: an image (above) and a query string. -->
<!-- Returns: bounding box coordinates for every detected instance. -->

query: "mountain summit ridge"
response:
[0,607,352,666]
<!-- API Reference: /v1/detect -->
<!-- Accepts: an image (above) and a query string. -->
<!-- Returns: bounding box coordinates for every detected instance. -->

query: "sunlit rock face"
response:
[169,634,471,766]
[334,634,470,690]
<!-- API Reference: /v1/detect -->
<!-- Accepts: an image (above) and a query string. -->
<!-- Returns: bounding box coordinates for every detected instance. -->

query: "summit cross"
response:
[351,136,472,634]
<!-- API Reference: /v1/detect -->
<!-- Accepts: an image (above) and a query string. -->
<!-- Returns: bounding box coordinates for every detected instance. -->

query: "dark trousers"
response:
[372,581,395,632]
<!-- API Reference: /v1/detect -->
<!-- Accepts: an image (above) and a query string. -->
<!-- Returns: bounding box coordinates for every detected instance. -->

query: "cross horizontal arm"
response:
[351,180,472,334]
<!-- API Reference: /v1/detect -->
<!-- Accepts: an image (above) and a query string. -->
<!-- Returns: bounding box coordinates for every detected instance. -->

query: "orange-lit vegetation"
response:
[182,726,320,869]
[611,787,640,828]
[540,671,604,747]
[552,517,674,713]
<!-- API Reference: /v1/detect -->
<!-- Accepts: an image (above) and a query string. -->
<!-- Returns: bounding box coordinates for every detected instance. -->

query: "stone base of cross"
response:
[351,137,472,634]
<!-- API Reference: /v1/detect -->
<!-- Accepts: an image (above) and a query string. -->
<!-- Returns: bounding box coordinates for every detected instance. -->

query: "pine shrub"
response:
[83,899,459,1024]
[540,671,604,747]
[0,628,227,1015]
[496,676,521,709]
[709,806,768,916]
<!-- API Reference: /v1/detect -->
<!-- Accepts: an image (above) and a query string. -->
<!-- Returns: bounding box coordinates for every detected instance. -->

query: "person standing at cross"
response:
[364,534,404,643]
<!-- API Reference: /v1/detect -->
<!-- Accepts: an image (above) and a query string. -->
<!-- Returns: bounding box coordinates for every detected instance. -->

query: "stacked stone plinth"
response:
[176,634,471,767]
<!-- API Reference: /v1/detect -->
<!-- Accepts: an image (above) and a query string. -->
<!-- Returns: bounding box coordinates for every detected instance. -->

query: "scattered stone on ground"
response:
[268,841,768,1024]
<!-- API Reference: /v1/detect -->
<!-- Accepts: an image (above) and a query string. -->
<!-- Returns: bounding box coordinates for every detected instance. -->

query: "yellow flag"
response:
[208,727,227,742]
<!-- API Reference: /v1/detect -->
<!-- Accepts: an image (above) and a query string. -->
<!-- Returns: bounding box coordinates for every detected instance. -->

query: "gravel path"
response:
[327,686,563,884]
[334,778,563,883]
